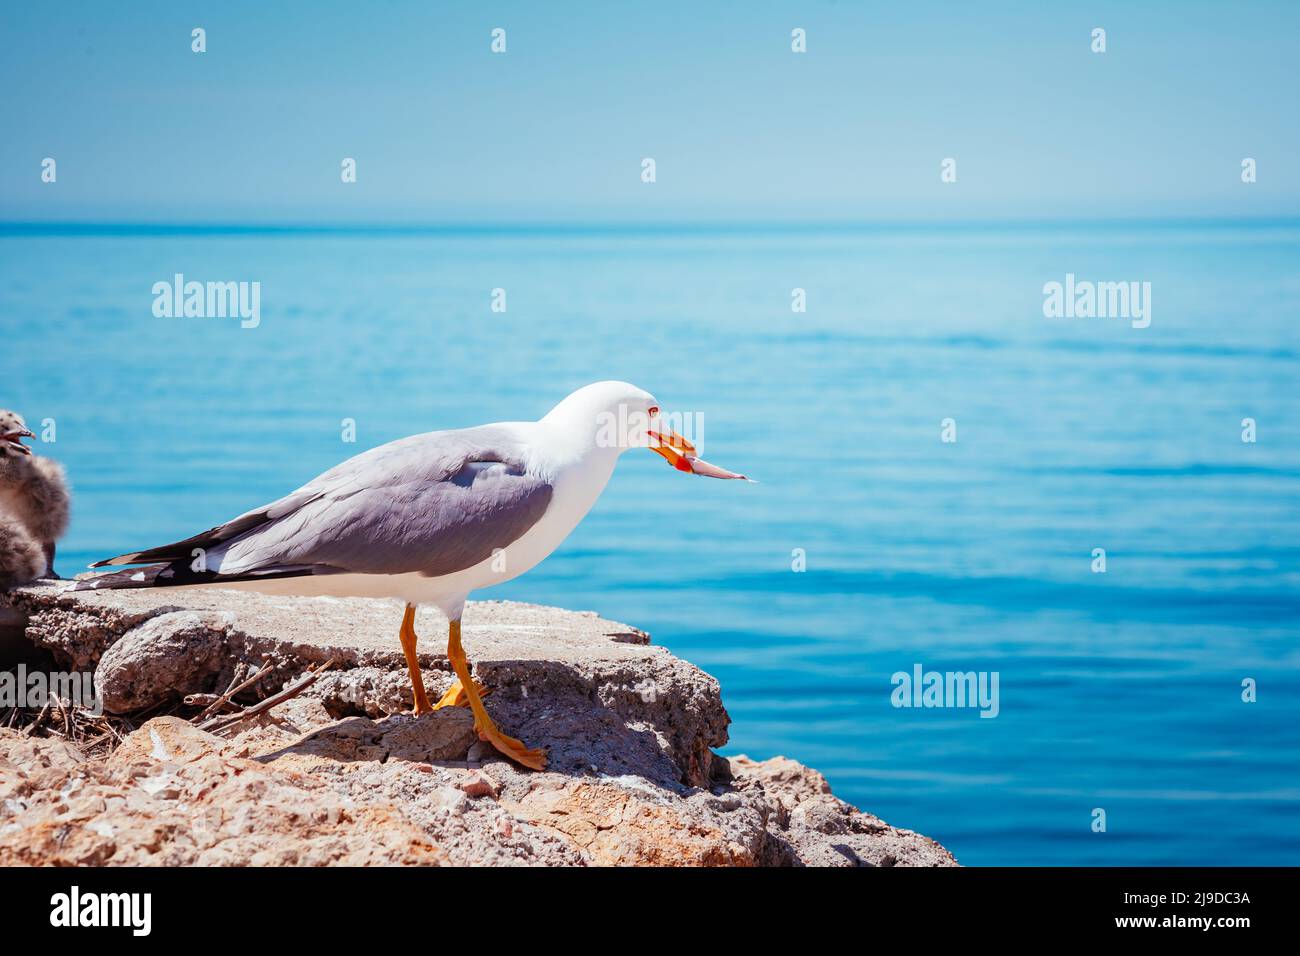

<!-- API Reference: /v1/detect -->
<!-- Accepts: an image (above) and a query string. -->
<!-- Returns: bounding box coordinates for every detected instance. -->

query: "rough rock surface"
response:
[0,584,957,867]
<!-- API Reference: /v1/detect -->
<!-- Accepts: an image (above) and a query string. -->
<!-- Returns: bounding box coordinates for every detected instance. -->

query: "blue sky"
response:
[1,0,1296,222]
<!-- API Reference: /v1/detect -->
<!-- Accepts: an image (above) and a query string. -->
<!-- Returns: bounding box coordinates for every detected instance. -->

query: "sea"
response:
[2,218,1297,865]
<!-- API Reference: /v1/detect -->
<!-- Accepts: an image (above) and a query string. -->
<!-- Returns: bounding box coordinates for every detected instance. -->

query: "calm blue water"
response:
[2,220,1297,865]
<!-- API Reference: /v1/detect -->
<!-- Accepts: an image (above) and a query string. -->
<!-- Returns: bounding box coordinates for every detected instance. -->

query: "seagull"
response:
[0,409,71,584]
[77,382,749,769]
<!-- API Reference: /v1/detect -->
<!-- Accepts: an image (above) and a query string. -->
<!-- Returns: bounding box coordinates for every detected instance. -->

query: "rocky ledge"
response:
[0,583,956,867]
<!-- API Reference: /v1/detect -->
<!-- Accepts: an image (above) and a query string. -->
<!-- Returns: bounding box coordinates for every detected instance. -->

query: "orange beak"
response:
[647,429,751,481]
[647,428,697,472]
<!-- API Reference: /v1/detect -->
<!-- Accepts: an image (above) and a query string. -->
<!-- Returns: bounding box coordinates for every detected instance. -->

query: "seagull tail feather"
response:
[68,562,185,590]
[69,561,317,592]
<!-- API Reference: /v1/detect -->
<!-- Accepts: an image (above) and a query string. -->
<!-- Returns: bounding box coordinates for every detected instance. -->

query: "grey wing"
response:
[91,486,326,567]
[212,426,553,578]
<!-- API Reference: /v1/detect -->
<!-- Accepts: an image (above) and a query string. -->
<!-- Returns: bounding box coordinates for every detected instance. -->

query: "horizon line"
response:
[3,214,1300,239]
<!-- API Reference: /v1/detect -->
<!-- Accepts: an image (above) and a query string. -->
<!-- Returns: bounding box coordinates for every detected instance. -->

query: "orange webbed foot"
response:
[475,718,547,771]
[433,677,489,710]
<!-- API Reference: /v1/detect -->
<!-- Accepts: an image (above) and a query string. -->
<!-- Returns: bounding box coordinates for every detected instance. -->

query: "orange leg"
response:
[446,618,546,770]
[398,603,433,715]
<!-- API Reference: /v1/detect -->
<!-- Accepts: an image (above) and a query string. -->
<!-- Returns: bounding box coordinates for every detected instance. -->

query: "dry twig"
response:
[23,701,50,737]
[192,660,274,723]
[199,658,336,734]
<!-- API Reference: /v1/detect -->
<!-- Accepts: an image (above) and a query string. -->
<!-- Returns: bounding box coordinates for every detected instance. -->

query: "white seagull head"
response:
[542,381,750,480]
[543,380,658,451]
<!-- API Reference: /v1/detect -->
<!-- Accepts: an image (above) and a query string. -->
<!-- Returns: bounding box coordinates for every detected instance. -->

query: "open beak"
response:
[647,428,752,481]
[1,428,34,456]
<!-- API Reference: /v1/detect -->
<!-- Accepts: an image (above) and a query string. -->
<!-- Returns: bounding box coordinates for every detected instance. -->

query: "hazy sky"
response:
[2,0,1296,222]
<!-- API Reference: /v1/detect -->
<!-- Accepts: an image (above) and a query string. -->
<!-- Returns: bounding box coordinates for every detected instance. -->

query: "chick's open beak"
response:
[647,429,751,481]
[1,428,35,456]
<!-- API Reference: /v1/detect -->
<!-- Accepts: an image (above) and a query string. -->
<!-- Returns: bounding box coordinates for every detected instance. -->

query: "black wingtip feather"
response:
[72,561,318,591]
[88,510,278,571]
[90,554,136,568]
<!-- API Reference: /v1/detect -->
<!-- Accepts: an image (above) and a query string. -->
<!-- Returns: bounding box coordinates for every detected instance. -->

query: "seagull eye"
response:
[647,406,659,417]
